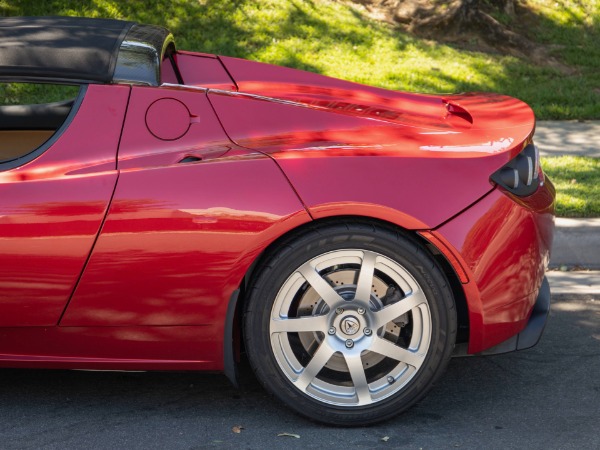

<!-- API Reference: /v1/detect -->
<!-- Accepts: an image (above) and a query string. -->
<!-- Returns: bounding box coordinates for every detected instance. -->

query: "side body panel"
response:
[0,85,128,326]
[207,92,527,230]
[203,76,550,354]
[60,86,311,368]
[0,326,217,370]
[62,158,310,328]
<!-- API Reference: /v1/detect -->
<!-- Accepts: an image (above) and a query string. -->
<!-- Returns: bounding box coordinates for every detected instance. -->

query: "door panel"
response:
[62,86,311,331]
[0,175,117,326]
[0,85,129,326]
[61,156,310,328]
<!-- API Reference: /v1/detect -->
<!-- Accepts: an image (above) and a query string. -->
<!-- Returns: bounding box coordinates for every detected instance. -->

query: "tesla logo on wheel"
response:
[342,317,360,335]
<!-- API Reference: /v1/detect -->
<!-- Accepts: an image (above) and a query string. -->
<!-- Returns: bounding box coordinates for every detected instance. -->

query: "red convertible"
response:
[0,17,554,425]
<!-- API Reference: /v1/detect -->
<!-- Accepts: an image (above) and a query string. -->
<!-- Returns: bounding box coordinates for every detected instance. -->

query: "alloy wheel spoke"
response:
[371,290,426,329]
[370,336,425,368]
[354,251,377,302]
[294,341,335,391]
[271,314,328,334]
[344,353,371,405]
[298,263,344,308]
[270,248,433,408]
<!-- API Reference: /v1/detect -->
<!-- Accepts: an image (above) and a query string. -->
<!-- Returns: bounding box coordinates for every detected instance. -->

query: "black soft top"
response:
[0,16,175,86]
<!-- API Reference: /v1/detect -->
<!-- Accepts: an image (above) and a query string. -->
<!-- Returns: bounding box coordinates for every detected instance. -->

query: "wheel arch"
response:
[224,215,470,386]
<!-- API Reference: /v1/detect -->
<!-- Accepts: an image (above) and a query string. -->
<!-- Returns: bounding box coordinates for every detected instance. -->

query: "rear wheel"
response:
[243,222,456,425]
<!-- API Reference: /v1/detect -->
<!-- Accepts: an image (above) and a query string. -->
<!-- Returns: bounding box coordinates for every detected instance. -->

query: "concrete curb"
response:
[550,218,600,270]
[548,218,599,295]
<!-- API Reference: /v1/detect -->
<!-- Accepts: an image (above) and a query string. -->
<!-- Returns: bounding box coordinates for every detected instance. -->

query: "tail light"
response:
[491,143,541,197]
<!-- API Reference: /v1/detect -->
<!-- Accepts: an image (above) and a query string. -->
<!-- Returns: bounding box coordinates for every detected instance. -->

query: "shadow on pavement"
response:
[0,294,598,449]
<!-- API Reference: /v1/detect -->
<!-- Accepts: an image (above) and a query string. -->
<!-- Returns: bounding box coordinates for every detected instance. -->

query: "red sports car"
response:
[0,17,554,425]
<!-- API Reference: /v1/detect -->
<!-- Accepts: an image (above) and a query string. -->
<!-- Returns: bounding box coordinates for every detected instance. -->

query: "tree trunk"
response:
[345,0,572,73]
[501,0,517,16]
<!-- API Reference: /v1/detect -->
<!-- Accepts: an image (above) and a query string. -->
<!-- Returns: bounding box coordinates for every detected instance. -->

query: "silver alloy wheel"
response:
[269,249,432,407]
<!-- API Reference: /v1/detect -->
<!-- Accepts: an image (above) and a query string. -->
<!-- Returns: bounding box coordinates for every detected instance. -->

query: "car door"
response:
[0,83,130,326]
[60,86,310,334]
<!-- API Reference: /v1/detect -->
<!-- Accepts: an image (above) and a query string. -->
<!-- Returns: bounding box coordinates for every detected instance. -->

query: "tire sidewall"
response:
[243,223,456,425]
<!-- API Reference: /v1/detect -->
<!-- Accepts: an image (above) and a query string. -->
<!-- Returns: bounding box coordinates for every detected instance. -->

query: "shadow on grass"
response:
[1,0,599,118]
[1,0,257,59]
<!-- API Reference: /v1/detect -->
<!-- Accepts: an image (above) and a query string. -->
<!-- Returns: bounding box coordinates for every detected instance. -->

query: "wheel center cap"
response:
[341,316,360,335]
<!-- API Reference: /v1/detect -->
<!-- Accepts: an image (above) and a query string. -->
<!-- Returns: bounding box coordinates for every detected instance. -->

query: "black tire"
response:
[243,220,456,426]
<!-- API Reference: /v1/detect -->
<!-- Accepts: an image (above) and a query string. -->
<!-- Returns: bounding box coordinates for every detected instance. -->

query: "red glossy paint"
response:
[0,44,554,369]
[206,92,534,229]
[173,52,236,90]
[206,56,535,230]
[434,176,555,352]
[62,157,310,327]
[116,86,247,169]
[418,231,470,284]
[0,326,219,370]
[0,84,128,326]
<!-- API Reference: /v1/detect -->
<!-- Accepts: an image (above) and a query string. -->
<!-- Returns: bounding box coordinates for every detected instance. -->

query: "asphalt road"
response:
[1,294,598,450]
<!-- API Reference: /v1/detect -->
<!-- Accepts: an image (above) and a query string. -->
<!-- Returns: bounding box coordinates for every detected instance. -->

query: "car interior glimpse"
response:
[0,83,80,164]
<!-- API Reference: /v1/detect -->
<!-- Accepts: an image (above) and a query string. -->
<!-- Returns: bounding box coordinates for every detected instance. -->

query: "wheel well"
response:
[232,216,470,363]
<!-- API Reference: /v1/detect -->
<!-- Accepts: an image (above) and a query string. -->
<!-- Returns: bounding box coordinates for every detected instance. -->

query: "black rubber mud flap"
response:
[223,289,240,388]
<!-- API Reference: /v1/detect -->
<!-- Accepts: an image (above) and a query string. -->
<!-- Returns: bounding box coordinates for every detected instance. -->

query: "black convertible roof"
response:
[0,16,175,86]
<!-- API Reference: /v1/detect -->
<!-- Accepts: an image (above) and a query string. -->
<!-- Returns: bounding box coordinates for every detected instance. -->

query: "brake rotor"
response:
[296,269,403,372]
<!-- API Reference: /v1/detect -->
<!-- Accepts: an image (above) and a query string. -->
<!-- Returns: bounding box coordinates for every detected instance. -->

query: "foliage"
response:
[0,0,598,119]
[0,83,79,105]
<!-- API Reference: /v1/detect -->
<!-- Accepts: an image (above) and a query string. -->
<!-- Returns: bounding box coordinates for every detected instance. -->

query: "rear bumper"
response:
[512,276,551,351]
[433,177,555,353]
[453,276,551,356]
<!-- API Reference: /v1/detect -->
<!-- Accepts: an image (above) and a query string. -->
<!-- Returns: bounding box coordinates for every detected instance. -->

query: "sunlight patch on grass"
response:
[1,0,598,120]
[542,156,600,217]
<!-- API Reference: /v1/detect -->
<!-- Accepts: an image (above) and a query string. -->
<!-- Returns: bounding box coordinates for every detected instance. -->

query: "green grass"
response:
[1,1,598,217]
[0,83,80,105]
[487,0,600,119]
[1,0,599,119]
[526,0,600,69]
[542,156,600,217]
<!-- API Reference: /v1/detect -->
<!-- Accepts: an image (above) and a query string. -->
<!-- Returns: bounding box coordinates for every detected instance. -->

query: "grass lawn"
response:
[1,0,599,120]
[542,156,600,218]
[1,1,598,217]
